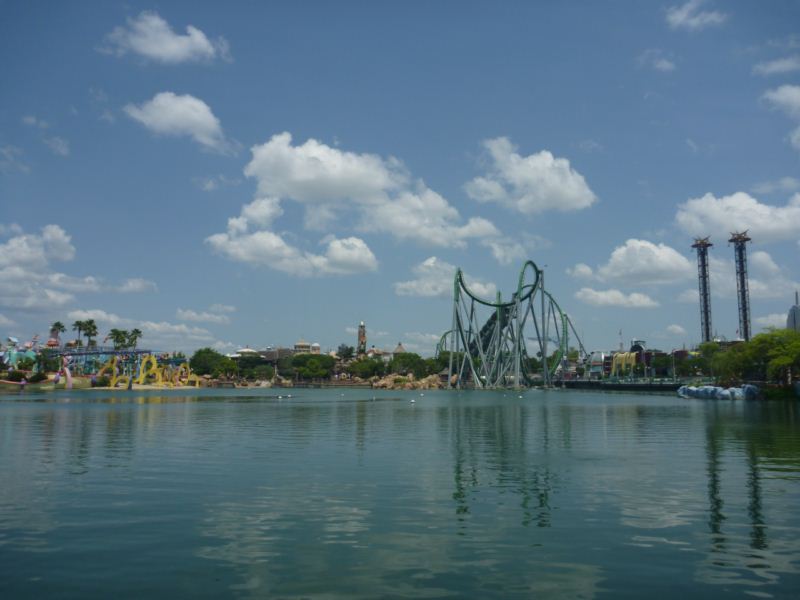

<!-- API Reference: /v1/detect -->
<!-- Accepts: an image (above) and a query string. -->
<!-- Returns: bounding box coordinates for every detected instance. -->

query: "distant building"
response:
[393,342,407,354]
[788,291,800,333]
[310,343,321,355]
[357,321,367,355]
[294,339,311,354]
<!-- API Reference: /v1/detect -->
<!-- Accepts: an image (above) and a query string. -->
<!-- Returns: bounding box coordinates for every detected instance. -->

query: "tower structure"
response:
[729,231,752,341]
[691,237,714,343]
[357,321,367,356]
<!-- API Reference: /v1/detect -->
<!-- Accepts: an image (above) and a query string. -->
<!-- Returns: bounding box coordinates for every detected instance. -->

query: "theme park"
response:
[3,248,800,399]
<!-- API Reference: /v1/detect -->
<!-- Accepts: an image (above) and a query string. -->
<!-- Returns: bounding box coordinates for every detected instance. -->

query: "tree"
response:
[190,347,226,376]
[50,321,66,340]
[108,328,129,350]
[127,328,143,350]
[292,354,335,380]
[347,357,385,379]
[337,344,355,361]
[83,319,98,347]
[389,352,427,378]
[72,320,84,345]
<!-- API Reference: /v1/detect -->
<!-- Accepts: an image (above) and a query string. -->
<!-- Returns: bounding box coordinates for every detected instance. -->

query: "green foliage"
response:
[337,344,355,361]
[108,328,129,350]
[5,370,26,382]
[277,356,295,378]
[292,353,335,380]
[248,364,275,380]
[190,347,226,376]
[15,357,35,371]
[388,352,429,378]
[93,375,111,387]
[213,357,238,378]
[347,357,386,379]
[27,371,48,383]
[705,330,800,384]
[83,319,98,347]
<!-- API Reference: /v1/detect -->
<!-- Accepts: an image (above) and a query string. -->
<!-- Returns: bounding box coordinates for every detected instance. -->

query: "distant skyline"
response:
[1,1,799,354]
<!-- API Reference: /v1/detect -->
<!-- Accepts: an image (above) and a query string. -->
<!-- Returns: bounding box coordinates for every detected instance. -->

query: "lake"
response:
[1,388,799,598]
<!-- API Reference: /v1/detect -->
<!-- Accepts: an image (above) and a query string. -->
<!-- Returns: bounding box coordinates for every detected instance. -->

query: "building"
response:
[393,342,407,354]
[788,291,800,333]
[294,339,311,354]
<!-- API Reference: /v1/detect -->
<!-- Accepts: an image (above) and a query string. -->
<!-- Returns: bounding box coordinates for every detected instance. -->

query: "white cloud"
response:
[0,223,23,237]
[394,256,496,298]
[118,278,158,293]
[195,174,241,192]
[754,55,800,76]
[666,324,687,336]
[666,0,727,31]
[0,224,74,269]
[677,289,698,303]
[639,49,676,72]
[481,234,550,266]
[67,308,220,352]
[124,92,232,153]
[566,263,595,279]
[211,133,503,275]
[597,239,693,285]
[464,137,597,215]
[751,177,800,195]
[575,288,659,308]
[43,137,70,157]
[754,313,789,329]
[568,239,693,286]
[67,309,125,325]
[177,308,230,324]
[210,303,236,314]
[0,226,153,313]
[207,230,378,277]
[676,191,800,242]
[0,313,16,327]
[763,85,800,150]
[0,145,30,174]
[709,251,800,300]
[102,11,230,64]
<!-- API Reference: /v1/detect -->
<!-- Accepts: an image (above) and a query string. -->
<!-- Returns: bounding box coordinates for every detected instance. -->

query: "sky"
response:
[1,0,799,356]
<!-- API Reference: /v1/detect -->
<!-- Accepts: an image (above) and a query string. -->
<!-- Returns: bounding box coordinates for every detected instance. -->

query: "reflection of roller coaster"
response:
[443,261,586,389]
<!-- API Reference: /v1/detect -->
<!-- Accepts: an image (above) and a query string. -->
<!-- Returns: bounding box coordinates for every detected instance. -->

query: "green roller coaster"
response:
[439,260,587,389]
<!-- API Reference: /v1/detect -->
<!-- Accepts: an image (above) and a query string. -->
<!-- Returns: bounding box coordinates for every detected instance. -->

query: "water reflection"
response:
[1,391,799,597]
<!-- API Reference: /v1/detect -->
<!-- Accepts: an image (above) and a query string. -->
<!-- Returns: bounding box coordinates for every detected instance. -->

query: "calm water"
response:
[1,388,799,599]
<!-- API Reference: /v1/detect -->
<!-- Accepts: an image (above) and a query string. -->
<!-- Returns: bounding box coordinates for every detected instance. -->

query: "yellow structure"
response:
[97,354,200,388]
[611,352,638,377]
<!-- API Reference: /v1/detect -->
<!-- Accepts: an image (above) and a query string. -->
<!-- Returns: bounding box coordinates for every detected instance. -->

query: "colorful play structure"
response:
[2,334,202,390]
[95,353,201,388]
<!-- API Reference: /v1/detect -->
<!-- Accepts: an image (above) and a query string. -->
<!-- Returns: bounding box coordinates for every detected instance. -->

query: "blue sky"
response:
[1,0,799,355]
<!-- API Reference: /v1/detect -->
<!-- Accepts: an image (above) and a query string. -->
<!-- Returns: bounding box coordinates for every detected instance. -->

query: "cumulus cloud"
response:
[751,177,800,195]
[638,49,676,72]
[124,92,232,153]
[666,324,687,336]
[68,308,220,352]
[666,0,727,31]
[481,234,550,266]
[0,224,74,269]
[207,229,378,277]
[675,191,800,242]
[0,226,153,313]
[754,313,789,329]
[465,137,597,215]
[394,256,496,299]
[102,11,230,64]
[762,85,800,150]
[210,133,503,275]
[754,55,800,76]
[177,308,230,324]
[118,278,158,293]
[575,288,659,308]
[567,239,693,286]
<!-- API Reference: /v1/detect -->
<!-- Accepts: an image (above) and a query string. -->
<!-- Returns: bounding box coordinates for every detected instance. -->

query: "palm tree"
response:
[128,328,143,351]
[72,320,84,346]
[50,321,66,340]
[83,319,98,348]
[108,328,129,350]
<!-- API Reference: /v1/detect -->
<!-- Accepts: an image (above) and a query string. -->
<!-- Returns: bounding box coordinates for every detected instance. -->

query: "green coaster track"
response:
[440,260,587,389]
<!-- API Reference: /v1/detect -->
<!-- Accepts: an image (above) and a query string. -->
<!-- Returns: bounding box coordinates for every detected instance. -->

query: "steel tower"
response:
[691,237,714,343]
[729,231,752,341]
